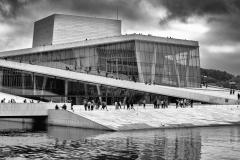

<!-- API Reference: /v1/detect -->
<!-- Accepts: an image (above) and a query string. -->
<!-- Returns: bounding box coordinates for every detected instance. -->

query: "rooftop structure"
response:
[32,14,121,47]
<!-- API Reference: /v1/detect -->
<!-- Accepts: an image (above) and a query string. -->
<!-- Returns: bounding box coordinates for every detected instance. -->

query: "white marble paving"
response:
[71,105,240,131]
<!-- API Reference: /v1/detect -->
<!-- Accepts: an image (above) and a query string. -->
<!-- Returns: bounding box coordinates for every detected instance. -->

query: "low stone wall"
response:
[0,103,70,118]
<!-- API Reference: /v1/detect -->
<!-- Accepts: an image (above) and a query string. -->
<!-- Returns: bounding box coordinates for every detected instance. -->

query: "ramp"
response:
[0,59,238,104]
[48,110,115,131]
[48,105,240,131]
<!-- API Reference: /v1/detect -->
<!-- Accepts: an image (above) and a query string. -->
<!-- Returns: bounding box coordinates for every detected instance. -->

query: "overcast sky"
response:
[0,0,240,74]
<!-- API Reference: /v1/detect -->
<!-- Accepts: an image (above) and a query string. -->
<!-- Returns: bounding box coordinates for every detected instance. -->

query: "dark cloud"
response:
[151,0,240,43]
[202,15,240,44]
[0,0,147,21]
[0,0,32,18]
[0,0,151,52]
[0,0,240,74]
[48,0,144,21]
[153,0,240,23]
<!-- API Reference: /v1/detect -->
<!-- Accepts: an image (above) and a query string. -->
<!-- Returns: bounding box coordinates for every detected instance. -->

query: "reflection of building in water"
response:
[140,130,202,160]
[91,129,202,159]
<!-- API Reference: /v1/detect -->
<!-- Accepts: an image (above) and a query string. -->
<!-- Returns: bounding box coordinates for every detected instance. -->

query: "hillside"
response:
[200,68,240,89]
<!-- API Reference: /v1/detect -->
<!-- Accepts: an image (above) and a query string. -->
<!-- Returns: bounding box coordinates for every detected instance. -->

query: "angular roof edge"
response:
[0,34,199,57]
[35,13,121,24]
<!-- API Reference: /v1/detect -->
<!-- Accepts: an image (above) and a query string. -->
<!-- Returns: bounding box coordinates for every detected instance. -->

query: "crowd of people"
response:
[81,97,139,111]
[153,99,168,109]
[152,98,193,109]
[83,99,108,111]
[0,98,41,104]
[79,97,196,111]
[2,91,240,112]
[176,99,193,108]
[55,103,68,110]
[229,89,240,101]
[230,89,235,95]
[0,98,17,103]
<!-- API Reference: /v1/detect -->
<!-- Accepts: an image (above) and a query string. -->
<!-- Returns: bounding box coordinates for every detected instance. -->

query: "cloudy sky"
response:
[0,0,240,74]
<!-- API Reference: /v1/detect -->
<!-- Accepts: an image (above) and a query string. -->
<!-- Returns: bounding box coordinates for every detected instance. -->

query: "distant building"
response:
[0,14,200,104]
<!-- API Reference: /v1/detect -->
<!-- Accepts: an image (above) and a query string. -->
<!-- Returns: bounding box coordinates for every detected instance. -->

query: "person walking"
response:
[87,100,91,111]
[157,98,160,109]
[126,98,130,110]
[180,99,183,108]
[1,98,5,103]
[190,100,193,108]
[55,104,59,110]
[62,104,67,110]
[161,100,164,109]
[96,99,101,110]
[176,99,179,108]
[115,101,118,110]
[117,101,122,109]
[142,99,146,109]
[153,100,157,109]
[83,99,87,111]
[91,100,95,110]
[130,100,135,110]
[101,101,108,111]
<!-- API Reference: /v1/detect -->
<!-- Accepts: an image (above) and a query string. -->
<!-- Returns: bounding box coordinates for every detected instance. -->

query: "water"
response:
[0,121,240,160]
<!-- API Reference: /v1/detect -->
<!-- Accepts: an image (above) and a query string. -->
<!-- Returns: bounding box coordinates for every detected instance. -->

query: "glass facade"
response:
[135,41,200,87]
[4,40,200,89]
[7,41,139,81]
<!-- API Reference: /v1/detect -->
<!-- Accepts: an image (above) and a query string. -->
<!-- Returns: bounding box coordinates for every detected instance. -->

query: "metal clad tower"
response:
[32,14,121,47]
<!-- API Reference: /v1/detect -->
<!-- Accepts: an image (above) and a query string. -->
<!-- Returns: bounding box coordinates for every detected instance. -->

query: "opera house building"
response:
[0,14,201,105]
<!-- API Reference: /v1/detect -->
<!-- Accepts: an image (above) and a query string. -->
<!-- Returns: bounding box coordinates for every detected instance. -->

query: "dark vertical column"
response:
[151,44,157,84]
[84,83,88,98]
[116,58,119,78]
[65,80,68,102]
[97,84,102,103]
[135,41,144,83]
[0,69,3,88]
[160,44,166,84]
[41,76,47,95]
[185,49,190,87]
[32,73,36,96]
[171,45,180,87]
[21,72,25,95]
[105,57,108,74]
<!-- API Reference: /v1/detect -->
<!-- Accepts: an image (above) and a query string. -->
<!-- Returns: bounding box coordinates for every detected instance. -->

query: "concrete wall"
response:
[53,14,121,44]
[48,110,114,131]
[0,103,69,117]
[32,14,121,47]
[32,15,54,47]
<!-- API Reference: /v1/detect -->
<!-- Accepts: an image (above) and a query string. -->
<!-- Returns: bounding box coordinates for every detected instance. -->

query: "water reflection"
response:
[0,120,240,159]
[88,129,202,160]
[48,126,108,141]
